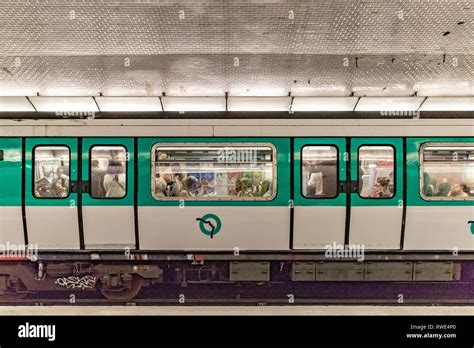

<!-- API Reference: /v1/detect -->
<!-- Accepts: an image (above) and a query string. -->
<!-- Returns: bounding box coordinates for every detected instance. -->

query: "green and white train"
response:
[0,118,473,300]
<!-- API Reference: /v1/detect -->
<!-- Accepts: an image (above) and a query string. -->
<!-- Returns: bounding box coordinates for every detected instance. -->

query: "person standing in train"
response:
[90,159,106,197]
[103,159,126,198]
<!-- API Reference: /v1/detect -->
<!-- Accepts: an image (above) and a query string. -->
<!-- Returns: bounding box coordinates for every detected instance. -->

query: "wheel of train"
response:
[0,275,28,301]
[99,274,143,301]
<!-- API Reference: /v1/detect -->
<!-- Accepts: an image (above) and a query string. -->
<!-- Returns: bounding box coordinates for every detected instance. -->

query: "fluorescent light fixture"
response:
[415,82,473,96]
[0,97,35,111]
[162,97,226,112]
[96,97,162,112]
[419,97,474,111]
[227,97,291,112]
[292,97,358,111]
[29,97,99,112]
[355,97,424,111]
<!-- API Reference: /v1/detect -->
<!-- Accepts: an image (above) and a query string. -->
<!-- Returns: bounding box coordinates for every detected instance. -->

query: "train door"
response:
[25,138,80,249]
[81,138,135,249]
[349,138,403,249]
[293,138,347,249]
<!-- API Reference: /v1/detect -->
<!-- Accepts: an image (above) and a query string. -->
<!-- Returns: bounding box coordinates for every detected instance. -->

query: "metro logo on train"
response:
[196,214,222,238]
[469,221,474,234]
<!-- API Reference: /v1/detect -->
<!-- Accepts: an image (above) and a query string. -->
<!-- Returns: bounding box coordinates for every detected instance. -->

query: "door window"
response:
[301,145,338,198]
[90,145,127,198]
[358,145,395,198]
[33,146,70,198]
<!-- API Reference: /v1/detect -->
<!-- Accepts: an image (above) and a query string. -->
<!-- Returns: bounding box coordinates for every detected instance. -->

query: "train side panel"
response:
[404,138,474,251]
[137,137,291,251]
[0,138,24,248]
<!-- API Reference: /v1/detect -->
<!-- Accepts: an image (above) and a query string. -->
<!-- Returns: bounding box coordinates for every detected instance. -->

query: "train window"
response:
[0,150,3,161]
[421,144,474,200]
[90,146,127,199]
[301,146,338,198]
[358,145,395,199]
[151,144,276,200]
[33,146,70,199]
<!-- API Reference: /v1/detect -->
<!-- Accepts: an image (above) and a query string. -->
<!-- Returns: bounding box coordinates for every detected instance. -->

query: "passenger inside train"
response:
[89,146,127,198]
[153,146,274,199]
[301,146,338,198]
[34,146,70,198]
[421,146,474,198]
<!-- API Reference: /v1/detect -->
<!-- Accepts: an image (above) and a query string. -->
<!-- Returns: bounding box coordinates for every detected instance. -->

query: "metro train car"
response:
[0,118,473,301]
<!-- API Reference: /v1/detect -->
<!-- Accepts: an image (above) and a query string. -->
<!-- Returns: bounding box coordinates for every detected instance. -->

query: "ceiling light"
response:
[96,97,162,112]
[29,97,99,112]
[419,97,474,111]
[0,97,35,111]
[355,97,424,111]
[292,97,358,111]
[161,97,226,112]
[227,97,291,111]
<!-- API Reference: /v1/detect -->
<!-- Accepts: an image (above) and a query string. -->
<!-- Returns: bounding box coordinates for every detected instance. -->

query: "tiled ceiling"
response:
[0,0,472,97]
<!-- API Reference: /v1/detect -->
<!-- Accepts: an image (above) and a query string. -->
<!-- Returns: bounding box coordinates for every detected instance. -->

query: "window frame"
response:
[32,144,72,200]
[88,144,129,200]
[151,142,277,201]
[300,144,340,199]
[419,142,474,201]
[357,144,396,200]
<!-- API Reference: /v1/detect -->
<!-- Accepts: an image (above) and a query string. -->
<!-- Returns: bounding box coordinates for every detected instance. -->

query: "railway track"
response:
[2,298,474,306]
[2,282,474,306]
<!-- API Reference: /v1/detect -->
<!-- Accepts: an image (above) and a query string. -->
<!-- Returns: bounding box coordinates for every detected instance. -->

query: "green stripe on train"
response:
[0,138,22,206]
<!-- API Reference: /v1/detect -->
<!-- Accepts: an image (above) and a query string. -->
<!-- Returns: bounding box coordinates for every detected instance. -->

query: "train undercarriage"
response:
[1,252,473,304]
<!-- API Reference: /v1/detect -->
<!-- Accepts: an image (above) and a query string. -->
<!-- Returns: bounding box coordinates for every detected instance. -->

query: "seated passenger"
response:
[56,166,70,184]
[258,180,271,197]
[372,178,391,198]
[34,177,50,197]
[448,183,469,198]
[161,172,180,197]
[179,176,201,197]
[52,179,68,198]
[423,172,436,197]
[174,173,185,191]
[437,179,451,197]
[387,172,394,194]
[155,177,167,197]
[103,160,126,198]
[236,178,253,197]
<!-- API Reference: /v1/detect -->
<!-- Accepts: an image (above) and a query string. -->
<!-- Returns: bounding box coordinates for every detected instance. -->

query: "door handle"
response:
[70,181,89,193]
[339,181,348,193]
[350,180,359,193]
[340,181,359,193]
[70,180,79,193]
